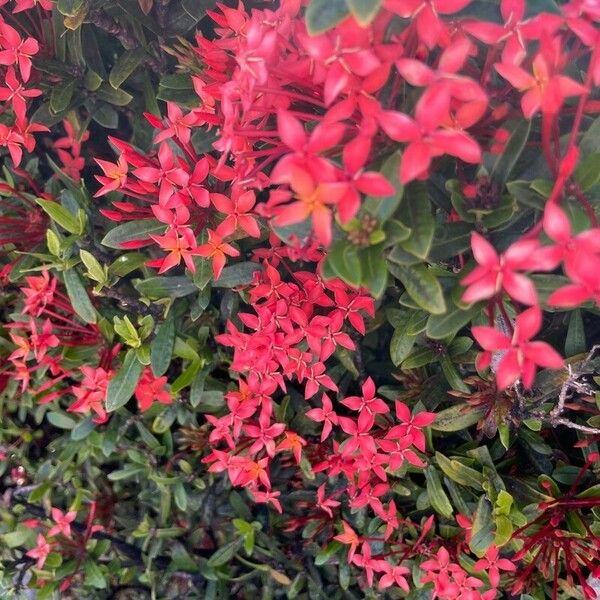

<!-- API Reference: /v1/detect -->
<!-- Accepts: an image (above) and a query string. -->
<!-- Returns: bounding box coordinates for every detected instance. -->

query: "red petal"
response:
[277,110,306,151]
[547,284,590,307]
[496,350,521,390]
[472,326,511,351]
[471,232,498,268]
[515,306,541,342]
[502,272,538,305]
[543,202,571,244]
[399,142,431,183]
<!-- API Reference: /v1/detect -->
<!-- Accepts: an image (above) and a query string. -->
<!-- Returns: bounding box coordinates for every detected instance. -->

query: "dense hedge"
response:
[1,0,600,599]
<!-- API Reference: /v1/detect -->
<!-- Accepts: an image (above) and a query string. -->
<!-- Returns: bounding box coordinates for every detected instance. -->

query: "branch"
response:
[87,10,163,73]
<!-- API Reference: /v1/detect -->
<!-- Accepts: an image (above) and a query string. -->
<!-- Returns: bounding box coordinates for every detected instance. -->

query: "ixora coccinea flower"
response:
[472,306,563,390]
[2,0,600,597]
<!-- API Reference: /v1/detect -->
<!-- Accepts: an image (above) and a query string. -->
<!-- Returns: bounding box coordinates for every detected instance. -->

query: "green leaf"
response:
[440,354,470,392]
[96,84,133,106]
[3,528,33,548]
[424,466,453,518]
[401,346,437,369]
[574,152,600,191]
[360,244,388,298]
[305,0,350,35]
[565,309,586,357]
[213,262,261,288]
[84,560,107,589]
[491,120,531,183]
[135,276,197,299]
[63,269,97,324]
[428,222,472,261]
[469,496,495,556]
[431,403,485,432]
[36,199,80,234]
[315,541,342,566]
[47,412,76,429]
[207,538,245,568]
[151,313,175,377]
[109,47,146,89]
[426,304,481,339]
[50,78,76,114]
[346,0,381,25]
[101,219,165,248]
[71,415,95,441]
[105,349,144,412]
[80,249,106,283]
[435,452,484,489]
[109,253,147,277]
[363,151,403,222]
[390,324,416,367]
[324,240,362,287]
[396,183,434,259]
[388,263,446,315]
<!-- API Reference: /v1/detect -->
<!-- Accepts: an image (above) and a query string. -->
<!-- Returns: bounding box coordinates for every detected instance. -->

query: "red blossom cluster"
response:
[1,0,599,595]
[83,0,600,594]
[2,271,171,422]
[0,0,50,165]
[24,503,103,593]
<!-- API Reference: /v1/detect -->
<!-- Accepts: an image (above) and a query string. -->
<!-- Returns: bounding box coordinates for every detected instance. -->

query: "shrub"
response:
[1,0,600,598]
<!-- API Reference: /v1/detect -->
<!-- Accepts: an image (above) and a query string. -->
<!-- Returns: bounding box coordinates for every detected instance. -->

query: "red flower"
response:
[306,393,339,441]
[196,229,240,279]
[474,544,516,588]
[0,67,41,119]
[135,368,172,412]
[0,22,39,81]
[461,232,540,305]
[94,156,128,197]
[385,0,473,49]
[472,306,563,389]
[149,226,200,274]
[334,521,361,562]
[272,164,344,246]
[495,49,586,118]
[212,188,260,238]
[26,534,50,569]
[68,366,112,424]
[48,508,77,538]
[379,89,481,183]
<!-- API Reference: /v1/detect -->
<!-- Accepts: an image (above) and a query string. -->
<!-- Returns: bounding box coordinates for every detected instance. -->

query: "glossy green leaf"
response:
[469,496,494,556]
[431,403,485,432]
[388,263,446,315]
[101,219,165,249]
[346,0,381,24]
[565,309,586,357]
[396,183,434,259]
[426,304,481,339]
[109,47,147,89]
[305,0,350,35]
[63,269,97,324]
[424,466,453,518]
[36,199,81,234]
[151,312,175,377]
[105,349,144,412]
[135,276,197,299]
[435,452,484,489]
[360,244,388,298]
[324,240,362,287]
[213,262,261,288]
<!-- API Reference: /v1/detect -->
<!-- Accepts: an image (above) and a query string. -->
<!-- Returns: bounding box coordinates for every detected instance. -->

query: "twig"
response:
[97,287,163,318]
